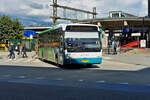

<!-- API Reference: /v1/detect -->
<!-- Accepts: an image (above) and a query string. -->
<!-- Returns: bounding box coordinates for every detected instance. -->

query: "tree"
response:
[0,15,24,43]
[12,18,24,39]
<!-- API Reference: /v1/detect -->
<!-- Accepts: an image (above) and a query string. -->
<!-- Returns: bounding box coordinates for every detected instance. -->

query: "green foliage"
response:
[0,15,24,43]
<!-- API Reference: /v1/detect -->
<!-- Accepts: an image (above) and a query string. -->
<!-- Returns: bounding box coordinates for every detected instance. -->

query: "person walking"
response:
[9,43,15,60]
[16,42,22,56]
[22,45,27,58]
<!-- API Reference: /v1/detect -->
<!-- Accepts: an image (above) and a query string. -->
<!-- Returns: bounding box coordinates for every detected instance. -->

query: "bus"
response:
[38,24,102,66]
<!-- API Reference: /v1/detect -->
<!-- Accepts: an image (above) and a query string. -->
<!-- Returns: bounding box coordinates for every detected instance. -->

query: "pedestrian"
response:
[116,40,120,53]
[22,45,27,58]
[8,43,15,60]
[113,40,119,55]
[7,43,11,58]
[16,42,22,56]
[107,40,111,54]
[32,43,38,59]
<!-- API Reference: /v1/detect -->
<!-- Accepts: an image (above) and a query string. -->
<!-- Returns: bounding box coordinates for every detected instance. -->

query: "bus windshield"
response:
[66,38,101,52]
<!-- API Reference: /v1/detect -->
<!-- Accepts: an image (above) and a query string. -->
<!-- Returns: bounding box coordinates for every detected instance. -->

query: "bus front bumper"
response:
[64,58,102,64]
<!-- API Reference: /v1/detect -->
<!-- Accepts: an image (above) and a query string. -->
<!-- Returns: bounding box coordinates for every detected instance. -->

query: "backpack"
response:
[9,45,13,51]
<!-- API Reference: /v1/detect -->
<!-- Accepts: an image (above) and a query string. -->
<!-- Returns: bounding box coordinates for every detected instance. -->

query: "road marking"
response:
[147,84,150,86]
[2,74,11,77]
[17,76,26,79]
[103,57,112,60]
[78,79,84,82]
[55,78,63,81]
[96,80,105,83]
[119,82,129,85]
[36,77,46,80]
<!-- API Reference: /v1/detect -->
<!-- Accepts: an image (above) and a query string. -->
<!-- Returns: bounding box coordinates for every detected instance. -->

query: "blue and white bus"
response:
[38,24,102,66]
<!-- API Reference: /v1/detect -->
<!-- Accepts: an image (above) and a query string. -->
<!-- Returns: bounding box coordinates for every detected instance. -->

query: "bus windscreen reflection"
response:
[66,38,101,52]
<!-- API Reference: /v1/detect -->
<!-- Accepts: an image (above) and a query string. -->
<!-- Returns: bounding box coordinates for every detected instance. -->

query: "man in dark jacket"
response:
[9,43,15,60]
[22,45,27,58]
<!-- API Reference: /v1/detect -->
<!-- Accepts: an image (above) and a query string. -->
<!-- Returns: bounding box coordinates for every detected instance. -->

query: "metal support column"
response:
[93,7,96,19]
[63,8,66,18]
[148,0,150,17]
[50,0,97,24]
[53,0,57,25]
[148,29,150,48]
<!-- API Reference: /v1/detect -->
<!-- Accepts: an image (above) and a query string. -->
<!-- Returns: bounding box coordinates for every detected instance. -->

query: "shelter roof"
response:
[78,17,150,29]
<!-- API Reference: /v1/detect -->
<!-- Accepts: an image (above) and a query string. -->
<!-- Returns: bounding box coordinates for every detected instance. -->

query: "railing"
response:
[120,41,140,50]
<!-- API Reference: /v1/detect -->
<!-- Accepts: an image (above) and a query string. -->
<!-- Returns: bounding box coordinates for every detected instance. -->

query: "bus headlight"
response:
[66,56,70,59]
[66,54,71,59]
[66,54,70,59]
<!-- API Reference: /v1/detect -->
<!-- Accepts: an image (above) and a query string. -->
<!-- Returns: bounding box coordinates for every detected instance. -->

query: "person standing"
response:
[107,40,111,54]
[32,43,38,59]
[113,40,119,55]
[116,40,120,53]
[113,40,117,55]
[22,45,27,58]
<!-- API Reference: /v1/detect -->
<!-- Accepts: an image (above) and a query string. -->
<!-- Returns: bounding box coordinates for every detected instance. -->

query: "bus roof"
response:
[58,23,98,28]
[57,23,99,31]
[38,24,99,35]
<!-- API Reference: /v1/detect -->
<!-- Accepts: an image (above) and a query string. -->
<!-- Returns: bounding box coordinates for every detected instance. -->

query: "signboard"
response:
[114,33,121,37]
[131,33,141,37]
[140,40,146,48]
[24,30,37,37]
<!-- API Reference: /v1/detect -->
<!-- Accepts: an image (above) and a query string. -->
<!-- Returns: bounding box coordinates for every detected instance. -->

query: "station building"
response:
[78,11,150,49]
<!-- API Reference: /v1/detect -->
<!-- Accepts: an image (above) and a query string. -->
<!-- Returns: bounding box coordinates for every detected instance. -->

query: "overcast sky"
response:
[0,0,148,26]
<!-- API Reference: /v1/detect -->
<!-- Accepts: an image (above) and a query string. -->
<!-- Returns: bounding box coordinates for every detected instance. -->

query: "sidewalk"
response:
[0,51,36,59]
[0,51,53,67]
[103,53,150,66]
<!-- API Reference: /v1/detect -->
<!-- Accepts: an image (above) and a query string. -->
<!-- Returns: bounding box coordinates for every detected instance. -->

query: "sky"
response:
[0,0,148,26]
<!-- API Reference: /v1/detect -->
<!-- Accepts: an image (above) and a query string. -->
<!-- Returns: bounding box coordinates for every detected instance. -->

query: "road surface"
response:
[0,52,150,100]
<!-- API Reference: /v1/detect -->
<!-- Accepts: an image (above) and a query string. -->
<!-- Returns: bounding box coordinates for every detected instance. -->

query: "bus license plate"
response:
[81,60,89,63]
